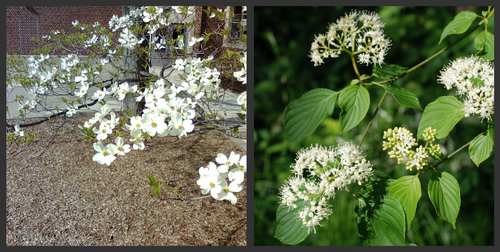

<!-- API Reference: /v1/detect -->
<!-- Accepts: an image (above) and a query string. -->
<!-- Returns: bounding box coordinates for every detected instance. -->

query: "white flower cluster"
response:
[234,52,247,116]
[172,6,196,15]
[437,56,494,122]
[6,124,29,147]
[118,28,144,50]
[20,53,104,116]
[70,20,114,50]
[172,56,222,98]
[278,143,373,233]
[109,7,145,32]
[209,8,224,19]
[82,56,225,166]
[13,125,24,138]
[24,54,57,105]
[9,6,247,169]
[197,152,247,204]
[382,127,441,171]
[233,51,247,84]
[237,91,247,116]
[92,136,131,166]
[111,6,190,49]
[19,25,115,114]
[309,9,391,67]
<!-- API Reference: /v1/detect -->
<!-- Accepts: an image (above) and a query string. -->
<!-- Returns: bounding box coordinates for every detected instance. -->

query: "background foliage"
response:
[254,6,494,246]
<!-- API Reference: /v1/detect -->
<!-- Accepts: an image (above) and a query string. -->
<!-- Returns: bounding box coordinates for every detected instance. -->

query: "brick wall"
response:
[198,6,228,59]
[196,6,247,93]
[6,6,123,55]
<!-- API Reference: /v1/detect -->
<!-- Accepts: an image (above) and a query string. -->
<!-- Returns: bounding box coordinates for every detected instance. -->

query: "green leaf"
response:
[360,74,371,81]
[474,31,494,61]
[355,178,407,246]
[153,184,161,197]
[61,96,67,103]
[275,199,310,245]
[284,88,339,142]
[428,171,461,229]
[372,64,408,81]
[439,11,478,44]
[388,175,422,231]
[468,129,494,166]
[417,96,465,140]
[368,197,407,246]
[339,85,370,133]
[488,119,494,141]
[147,174,157,187]
[350,79,360,85]
[373,170,392,180]
[383,84,422,110]
[174,187,179,198]
[237,113,246,120]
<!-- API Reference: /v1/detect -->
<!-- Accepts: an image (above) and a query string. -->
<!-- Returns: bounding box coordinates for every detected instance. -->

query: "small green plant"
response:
[147,174,165,197]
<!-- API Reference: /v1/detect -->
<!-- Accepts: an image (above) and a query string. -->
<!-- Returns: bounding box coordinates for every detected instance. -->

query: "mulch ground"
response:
[6,112,247,246]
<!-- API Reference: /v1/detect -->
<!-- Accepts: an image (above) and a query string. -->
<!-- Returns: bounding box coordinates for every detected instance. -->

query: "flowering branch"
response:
[423,139,473,173]
[358,91,388,147]
[379,21,482,85]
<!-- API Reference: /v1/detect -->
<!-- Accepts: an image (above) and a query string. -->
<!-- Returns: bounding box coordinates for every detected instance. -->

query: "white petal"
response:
[215,153,227,165]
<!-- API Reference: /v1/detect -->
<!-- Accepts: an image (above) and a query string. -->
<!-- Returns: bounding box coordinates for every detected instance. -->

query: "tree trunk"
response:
[135,22,148,116]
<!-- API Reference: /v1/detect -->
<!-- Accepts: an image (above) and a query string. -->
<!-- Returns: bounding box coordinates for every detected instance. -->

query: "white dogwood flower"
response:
[278,143,373,233]
[109,136,131,156]
[216,152,241,173]
[214,179,243,204]
[130,129,145,150]
[93,124,112,141]
[438,56,494,121]
[310,9,391,67]
[92,141,116,166]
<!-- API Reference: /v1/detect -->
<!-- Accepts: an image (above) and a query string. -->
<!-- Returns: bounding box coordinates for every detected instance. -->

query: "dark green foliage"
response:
[254,6,493,246]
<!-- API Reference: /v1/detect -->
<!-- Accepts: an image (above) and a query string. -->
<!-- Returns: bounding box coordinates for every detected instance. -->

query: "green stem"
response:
[359,91,388,147]
[343,186,358,199]
[422,139,473,173]
[350,52,362,83]
[379,21,483,85]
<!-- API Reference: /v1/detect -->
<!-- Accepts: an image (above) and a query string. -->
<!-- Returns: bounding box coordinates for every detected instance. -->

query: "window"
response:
[230,6,247,40]
[224,6,247,49]
[19,17,39,54]
[152,24,186,53]
[172,25,186,51]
